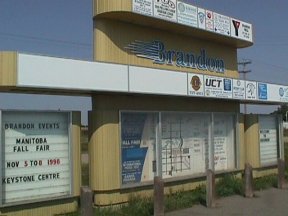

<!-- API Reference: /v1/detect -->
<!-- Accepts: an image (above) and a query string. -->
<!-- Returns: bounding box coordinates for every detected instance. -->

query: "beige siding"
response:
[0,52,17,87]
[238,114,245,170]
[89,110,121,191]
[72,112,81,196]
[94,19,238,78]
[244,114,260,168]
[93,0,132,16]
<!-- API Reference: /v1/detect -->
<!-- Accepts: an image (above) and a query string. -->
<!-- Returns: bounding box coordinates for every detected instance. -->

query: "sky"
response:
[0,0,287,123]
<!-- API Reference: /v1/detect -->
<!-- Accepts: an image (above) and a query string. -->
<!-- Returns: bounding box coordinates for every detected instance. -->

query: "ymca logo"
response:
[232,20,241,36]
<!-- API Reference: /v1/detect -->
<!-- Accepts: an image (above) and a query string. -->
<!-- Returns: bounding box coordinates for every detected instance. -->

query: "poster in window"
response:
[161,113,209,178]
[121,112,156,185]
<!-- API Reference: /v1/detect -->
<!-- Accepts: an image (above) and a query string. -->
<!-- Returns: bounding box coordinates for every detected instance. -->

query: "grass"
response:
[62,172,279,216]
[70,129,288,215]
[216,174,243,197]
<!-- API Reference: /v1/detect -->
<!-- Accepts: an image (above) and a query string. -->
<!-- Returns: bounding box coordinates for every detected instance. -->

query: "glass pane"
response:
[213,114,235,171]
[120,112,157,185]
[161,112,210,178]
[259,115,278,166]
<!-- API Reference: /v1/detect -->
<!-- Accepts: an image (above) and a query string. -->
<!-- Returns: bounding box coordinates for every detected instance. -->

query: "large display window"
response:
[120,111,237,186]
[0,111,73,205]
[259,115,280,166]
[120,112,157,185]
[213,114,235,171]
[161,113,210,178]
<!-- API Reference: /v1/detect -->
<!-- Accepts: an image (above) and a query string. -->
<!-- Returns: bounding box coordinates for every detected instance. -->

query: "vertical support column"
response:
[278,159,285,189]
[206,169,216,208]
[81,186,93,216]
[244,163,254,198]
[154,113,164,216]
[154,176,164,216]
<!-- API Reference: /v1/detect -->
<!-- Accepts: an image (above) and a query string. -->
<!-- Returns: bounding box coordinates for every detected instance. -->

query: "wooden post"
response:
[81,186,93,216]
[278,158,285,189]
[206,169,216,208]
[244,163,254,198]
[154,176,164,216]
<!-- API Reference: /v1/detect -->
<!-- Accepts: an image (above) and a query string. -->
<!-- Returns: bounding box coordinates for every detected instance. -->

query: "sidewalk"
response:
[166,188,288,216]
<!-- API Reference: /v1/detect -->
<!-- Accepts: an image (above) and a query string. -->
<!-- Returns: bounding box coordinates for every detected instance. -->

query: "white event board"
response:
[1,111,71,204]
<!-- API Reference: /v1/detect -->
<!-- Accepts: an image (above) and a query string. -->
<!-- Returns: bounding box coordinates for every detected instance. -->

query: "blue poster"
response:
[258,83,268,100]
[121,113,150,185]
[224,79,232,91]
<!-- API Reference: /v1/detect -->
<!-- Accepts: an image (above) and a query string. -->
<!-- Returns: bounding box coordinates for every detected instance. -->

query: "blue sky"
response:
[0,0,287,123]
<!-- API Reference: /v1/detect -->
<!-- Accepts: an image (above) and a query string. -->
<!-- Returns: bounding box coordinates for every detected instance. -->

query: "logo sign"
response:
[133,0,153,16]
[188,73,204,96]
[231,18,253,42]
[205,10,214,31]
[197,8,206,29]
[204,76,232,98]
[245,81,257,100]
[177,1,198,27]
[126,40,225,73]
[154,0,177,22]
[278,86,288,102]
[214,13,231,36]
[258,83,268,100]
[233,79,245,99]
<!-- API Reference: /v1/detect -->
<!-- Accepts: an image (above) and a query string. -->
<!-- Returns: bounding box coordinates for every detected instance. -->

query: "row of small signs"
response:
[0,111,72,205]
[188,73,288,103]
[132,0,253,42]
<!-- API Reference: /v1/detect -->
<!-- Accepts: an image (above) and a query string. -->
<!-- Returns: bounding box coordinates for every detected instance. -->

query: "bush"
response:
[165,185,206,212]
[253,175,277,190]
[216,174,243,197]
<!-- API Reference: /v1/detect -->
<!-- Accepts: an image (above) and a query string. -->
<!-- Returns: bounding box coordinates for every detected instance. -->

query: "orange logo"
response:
[191,76,201,91]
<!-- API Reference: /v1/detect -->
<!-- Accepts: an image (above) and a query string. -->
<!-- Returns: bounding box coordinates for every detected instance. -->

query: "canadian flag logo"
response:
[232,20,241,36]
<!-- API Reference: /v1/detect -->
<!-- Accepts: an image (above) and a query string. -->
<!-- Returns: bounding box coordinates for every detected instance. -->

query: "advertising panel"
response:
[1,111,71,204]
[233,79,245,100]
[197,8,206,30]
[188,73,204,97]
[266,84,288,103]
[214,13,231,36]
[245,81,257,100]
[231,18,253,42]
[204,76,233,99]
[177,1,198,27]
[133,0,153,16]
[153,0,177,22]
[131,1,253,43]
[259,116,278,166]
[121,112,156,185]
[205,10,214,32]
[258,83,268,100]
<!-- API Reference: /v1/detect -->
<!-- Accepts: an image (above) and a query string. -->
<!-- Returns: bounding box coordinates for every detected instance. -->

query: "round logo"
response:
[279,87,284,97]
[178,3,185,13]
[191,76,201,91]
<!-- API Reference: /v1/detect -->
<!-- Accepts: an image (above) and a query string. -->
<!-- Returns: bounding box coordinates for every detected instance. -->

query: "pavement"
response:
[166,187,288,216]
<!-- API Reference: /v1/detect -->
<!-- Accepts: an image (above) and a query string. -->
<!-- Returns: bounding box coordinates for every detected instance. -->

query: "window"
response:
[120,111,237,186]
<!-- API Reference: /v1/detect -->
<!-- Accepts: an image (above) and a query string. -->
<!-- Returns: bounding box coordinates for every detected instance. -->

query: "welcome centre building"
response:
[0,0,286,213]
